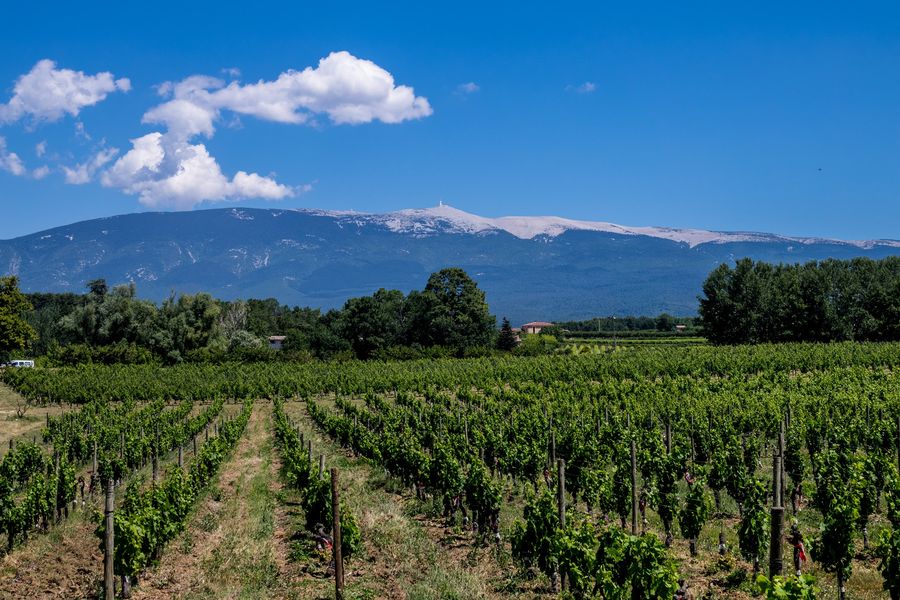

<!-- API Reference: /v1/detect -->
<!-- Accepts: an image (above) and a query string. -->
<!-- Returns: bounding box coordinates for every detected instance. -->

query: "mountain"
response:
[2,205,899,324]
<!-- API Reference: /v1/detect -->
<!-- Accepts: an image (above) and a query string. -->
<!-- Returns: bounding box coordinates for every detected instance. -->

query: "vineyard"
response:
[2,342,900,598]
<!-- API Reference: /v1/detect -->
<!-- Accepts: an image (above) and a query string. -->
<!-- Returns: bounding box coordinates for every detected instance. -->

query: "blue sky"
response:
[1,1,899,240]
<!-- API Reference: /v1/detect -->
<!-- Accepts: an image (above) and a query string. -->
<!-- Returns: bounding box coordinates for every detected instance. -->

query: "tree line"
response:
[2,268,498,364]
[699,256,900,344]
[554,314,697,334]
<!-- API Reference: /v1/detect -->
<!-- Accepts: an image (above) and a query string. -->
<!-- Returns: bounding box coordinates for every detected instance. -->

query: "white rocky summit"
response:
[296,203,900,249]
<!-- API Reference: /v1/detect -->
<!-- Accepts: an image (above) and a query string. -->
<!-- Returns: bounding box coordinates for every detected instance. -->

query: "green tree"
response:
[158,292,221,361]
[24,292,86,354]
[86,278,108,298]
[655,313,676,332]
[0,276,36,361]
[420,268,495,353]
[699,256,900,344]
[340,289,406,359]
[698,263,738,344]
[497,317,518,351]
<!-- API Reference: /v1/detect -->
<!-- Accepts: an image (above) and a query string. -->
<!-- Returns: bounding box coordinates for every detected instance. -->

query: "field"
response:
[2,343,900,599]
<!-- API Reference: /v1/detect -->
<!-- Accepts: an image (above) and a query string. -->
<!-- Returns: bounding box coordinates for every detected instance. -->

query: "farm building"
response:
[521,321,553,334]
[268,335,287,350]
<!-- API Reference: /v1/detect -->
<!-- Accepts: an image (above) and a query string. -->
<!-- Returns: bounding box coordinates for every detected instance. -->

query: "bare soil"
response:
[0,501,103,599]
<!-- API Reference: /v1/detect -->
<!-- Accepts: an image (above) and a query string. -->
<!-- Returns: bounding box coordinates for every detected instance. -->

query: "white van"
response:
[6,360,35,368]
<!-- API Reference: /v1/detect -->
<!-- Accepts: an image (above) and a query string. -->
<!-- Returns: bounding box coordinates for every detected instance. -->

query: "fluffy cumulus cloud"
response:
[101,133,292,209]
[0,136,25,176]
[0,59,130,124]
[104,51,431,208]
[144,51,432,138]
[1,52,430,208]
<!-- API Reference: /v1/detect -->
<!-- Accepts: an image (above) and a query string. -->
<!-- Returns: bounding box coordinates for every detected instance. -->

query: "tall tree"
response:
[497,317,518,351]
[86,278,108,299]
[0,276,36,360]
[339,289,406,359]
[421,268,495,352]
[655,313,676,332]
[699,256,900,344]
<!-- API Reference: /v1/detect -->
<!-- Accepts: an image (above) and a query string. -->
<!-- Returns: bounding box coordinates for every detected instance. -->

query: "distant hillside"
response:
[2,205,899,324]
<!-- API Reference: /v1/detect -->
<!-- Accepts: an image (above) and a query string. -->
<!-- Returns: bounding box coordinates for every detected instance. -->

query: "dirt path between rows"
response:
[131,402,303,600]
[284,399,511,600]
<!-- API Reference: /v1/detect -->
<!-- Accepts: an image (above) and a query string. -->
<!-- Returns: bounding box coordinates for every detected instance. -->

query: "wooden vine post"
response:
[53,451,61,522]
[152,426,159,485]
[557,458,567,592]
[769,422,784,577]
[331,468,344,600]
[104,479,115,600]
[550,417,556,466]
[779,421,786,507]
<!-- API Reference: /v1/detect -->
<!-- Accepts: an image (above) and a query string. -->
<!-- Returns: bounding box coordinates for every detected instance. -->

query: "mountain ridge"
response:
[3,205,899,323]
[10,203,898,248]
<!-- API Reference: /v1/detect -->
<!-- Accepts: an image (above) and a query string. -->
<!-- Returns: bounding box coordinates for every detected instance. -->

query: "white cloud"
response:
[32,165,51,179]
[222,67,241,78]
[62,146,119,184]
[35,140,46,157]
[567,82,597,94]
[0,137,25,176]
[144,51,432,139]
[455,82,480,94]
[143,97,217,138]
[101,132,293,209]
[103,51,429,209]
[0,59,130,124]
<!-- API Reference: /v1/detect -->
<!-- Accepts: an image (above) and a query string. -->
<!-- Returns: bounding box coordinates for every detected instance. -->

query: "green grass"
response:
[279,399,502,599]
[194,432,281,598]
